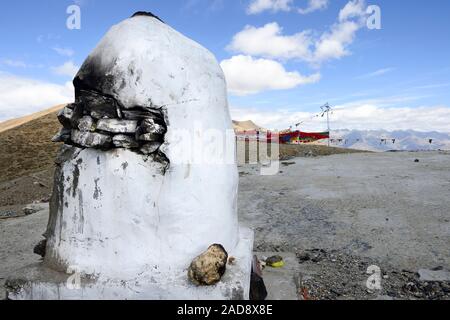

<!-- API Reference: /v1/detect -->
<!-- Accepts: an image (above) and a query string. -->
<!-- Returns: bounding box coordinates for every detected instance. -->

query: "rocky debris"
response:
[52,89,168,160]
[250,255,268,300]
[188,244,228,286]
[71,130,112,149]
[78,116,95,132]
[33,239,47,258]
[265,255,285,268]
[22,204,40,216]
[140,142,162,155]
[0,210,17,219]
[297,249,327,263]
[294,248,450,300]
[97,119,138,134]
[113,135,139,149]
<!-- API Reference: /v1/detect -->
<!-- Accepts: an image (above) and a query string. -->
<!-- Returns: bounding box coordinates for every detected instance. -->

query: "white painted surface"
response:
[44,15,243,283]
[11,228,253,300]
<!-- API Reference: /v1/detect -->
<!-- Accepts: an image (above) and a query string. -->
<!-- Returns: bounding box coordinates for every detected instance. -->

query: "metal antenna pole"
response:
[321,103,331,147]
[327,110,330,147]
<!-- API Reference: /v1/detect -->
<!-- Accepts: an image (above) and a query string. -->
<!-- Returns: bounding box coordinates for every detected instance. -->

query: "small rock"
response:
[23,205,39,216]
[97,119,138,134]
[71,130,112,149]
[140,142,162,155]
[265,255,284,268]
[281,161,296,167]
[0,210,17,218]
[78,116,95,132]
[113,135,139,149]
[414,159,420,163]
[188,244,228,286]
[228,257,236,265]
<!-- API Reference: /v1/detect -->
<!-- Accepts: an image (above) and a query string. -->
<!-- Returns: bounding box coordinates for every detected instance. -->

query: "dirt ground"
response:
[238,151,450,299]
[1,151,449,300]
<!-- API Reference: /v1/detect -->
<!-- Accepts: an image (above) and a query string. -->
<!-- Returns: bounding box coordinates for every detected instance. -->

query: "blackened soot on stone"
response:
[131,11,164,23]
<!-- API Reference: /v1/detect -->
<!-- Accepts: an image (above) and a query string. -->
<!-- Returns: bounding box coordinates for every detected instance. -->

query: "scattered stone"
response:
[33,239,47,258]
[265,255,284,268]
[97,119,138,134]
[297,249,327,263]
[188,244,228,286]
[140,142,162,155]
[295,248,450,300]
[113,135,139,149]
[71,130,112,149]
[414,159,420,163]
[78,116,95,132]
[22,205,40,216]
[0,210,17,219]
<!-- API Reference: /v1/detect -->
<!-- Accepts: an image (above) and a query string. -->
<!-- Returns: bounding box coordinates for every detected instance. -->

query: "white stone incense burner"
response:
[6,12,253,300]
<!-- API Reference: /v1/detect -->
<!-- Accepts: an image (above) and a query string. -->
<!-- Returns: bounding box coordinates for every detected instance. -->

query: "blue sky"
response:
[1,0,449,132]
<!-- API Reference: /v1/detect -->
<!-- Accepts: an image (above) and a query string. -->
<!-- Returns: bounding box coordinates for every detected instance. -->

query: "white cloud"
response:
[247,0,293,14]
[357,68,395,79]
[231,0,368,65]
[53,47,75,57]
[298,0,329,14]
[227,22,312,60]
[313,20,360,63]
[339,0,367,22]
[0,72,74,122]
[51,61,79,78]
[220,55,320,95]
[1,59,27,68]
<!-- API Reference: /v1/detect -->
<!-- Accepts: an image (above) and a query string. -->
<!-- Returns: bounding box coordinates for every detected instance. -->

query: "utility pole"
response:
[321,103,332,147]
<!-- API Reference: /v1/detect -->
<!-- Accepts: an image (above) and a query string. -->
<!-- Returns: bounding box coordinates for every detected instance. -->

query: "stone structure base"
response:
[6,228,253,300]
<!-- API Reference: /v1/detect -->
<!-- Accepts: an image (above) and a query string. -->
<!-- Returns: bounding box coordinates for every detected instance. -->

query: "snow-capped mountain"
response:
[327,129,450,152]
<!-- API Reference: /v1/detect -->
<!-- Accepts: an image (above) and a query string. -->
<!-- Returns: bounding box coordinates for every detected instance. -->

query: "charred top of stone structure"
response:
[131,11,164,23]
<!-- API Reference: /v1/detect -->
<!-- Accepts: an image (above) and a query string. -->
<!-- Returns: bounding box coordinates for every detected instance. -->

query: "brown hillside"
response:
[0,105,65,134]
[0,111,62,183]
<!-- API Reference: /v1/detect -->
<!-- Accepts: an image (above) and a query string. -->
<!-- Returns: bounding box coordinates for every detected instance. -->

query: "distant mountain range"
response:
[327,129,450,152]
